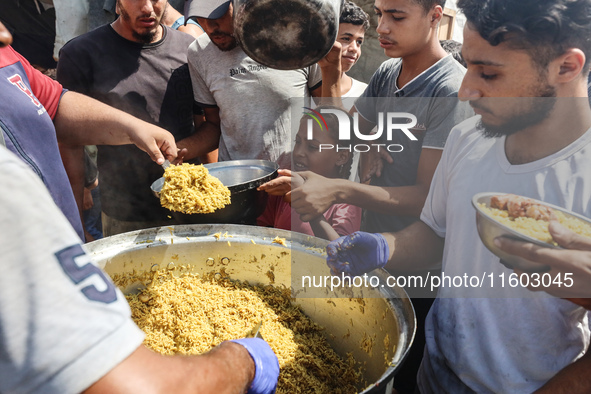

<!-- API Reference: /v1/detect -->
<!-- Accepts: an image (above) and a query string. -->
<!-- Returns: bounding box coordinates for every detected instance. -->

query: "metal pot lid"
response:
[233,0,342,70]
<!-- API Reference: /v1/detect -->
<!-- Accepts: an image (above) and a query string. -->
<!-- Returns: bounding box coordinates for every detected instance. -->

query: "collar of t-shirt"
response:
[393,54,453,97]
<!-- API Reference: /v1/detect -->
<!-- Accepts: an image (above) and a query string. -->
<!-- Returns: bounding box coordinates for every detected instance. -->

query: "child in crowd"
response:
[336,1,370,99]
[335,1,370,182]
[257,110,361,241]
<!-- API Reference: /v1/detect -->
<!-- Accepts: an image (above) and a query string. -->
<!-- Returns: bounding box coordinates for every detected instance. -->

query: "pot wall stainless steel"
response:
[233,0,344,70]
[87,224,415,393]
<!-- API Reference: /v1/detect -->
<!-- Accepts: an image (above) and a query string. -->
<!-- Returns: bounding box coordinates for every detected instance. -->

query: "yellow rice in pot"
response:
[114,269,363,393]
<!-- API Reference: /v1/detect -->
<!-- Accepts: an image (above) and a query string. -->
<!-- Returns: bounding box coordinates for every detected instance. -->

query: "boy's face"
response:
[337,23,365,73]
[374,0,438,58]
[459,24,557,136]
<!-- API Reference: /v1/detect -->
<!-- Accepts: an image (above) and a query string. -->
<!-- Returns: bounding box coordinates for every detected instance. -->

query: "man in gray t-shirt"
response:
[185,0,322,164]
[355,56,471,233]
[291,4,472,235]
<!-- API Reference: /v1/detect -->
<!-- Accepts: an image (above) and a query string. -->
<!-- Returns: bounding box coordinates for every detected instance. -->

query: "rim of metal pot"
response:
[86,224,416,393]
[205,160,279,193]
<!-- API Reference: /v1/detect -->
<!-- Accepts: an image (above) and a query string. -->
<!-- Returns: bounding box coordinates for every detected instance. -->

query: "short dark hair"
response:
[458,0,591,71]
[339,1,370,31]
[411,0,446,14]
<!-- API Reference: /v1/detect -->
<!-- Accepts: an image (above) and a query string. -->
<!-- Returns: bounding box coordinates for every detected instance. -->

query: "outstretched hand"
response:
[257,169,303,203]
[170,148,188,165]
[129,122,179,165]
[291,171,338,221]
[258,169,293,195]
[326,231,390,276]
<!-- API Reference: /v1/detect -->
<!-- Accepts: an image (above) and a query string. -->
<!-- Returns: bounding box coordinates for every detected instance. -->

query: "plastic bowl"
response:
[472,192,591,272]
[151,160,278,225]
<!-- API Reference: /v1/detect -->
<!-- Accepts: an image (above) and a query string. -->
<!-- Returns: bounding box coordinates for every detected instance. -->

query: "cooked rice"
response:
[479,203,591,244]
[160,163,231,214]
[115,269,362,393]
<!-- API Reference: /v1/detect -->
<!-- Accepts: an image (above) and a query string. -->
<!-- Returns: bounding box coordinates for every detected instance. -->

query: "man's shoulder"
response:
[61,24,112,52]
[0,46,21,68]
[375,58,403,76]
[191,33,215,51]
[363,58,401,95]
[424,56,466,95]
[445,116,486,152]
[188,34,216,60]
[188,38,247,69]
[163,26,197,48]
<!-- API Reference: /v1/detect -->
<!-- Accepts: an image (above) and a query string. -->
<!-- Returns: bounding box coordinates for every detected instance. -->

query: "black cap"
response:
[185,0,231,20]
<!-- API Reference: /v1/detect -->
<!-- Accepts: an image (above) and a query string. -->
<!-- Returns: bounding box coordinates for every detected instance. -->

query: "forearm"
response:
[382,221,444,272]
[58,143,84,219]
[335,179,430,218]
[309,216,341,241]
[54,91,151,146]
[319,65,341,99]
[316,41,343,102]
[86,343,254,394]
[534,350,591,393]
[176,122,221,161]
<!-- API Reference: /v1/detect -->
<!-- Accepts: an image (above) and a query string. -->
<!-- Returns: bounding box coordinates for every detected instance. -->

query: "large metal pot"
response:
[87,224,415,393]
[233,0,343,70]
[151,160,278,225]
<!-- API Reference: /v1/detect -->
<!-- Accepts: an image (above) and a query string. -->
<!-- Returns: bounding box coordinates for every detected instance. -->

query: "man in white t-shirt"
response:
[183,0,322,166]
[325,0,591,392]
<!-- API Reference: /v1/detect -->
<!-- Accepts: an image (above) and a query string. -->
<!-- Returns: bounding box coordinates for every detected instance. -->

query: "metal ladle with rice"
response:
[159,163,231,214]
[151,160,278,224]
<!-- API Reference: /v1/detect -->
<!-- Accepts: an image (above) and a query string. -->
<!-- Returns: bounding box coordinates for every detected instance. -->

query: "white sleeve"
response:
[0,148,145,394]
[420,126,459,238]
[307,63,323,90]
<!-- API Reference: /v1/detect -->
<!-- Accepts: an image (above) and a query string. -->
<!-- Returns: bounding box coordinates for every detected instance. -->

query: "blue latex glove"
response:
[326,231,390,276]
[230,338,279,394]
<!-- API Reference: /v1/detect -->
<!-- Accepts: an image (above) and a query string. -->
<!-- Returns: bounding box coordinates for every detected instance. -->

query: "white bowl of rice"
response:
[472,192,591,272]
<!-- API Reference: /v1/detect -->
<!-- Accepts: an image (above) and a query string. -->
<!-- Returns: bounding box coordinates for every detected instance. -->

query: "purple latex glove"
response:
[326,231,390,276]
[230,338,279,394]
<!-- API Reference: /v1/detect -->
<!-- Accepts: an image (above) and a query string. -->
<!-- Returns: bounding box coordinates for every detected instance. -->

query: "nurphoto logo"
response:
[303,106,418,153]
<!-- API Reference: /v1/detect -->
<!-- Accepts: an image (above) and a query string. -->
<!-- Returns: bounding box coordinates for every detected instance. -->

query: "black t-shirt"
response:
[57,25,201,221]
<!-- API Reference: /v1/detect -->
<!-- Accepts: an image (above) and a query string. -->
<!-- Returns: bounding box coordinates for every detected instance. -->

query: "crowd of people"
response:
[2,0,591,392]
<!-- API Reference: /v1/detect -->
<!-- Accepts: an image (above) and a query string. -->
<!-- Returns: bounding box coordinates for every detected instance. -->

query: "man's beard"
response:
[477,83,557,139]
[117,0,160,44]
[210,32,238,52]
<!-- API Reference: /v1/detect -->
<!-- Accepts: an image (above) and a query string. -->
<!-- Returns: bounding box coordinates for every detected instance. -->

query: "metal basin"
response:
[87,224,416,394]
[151,160,278,225]
[472,192,591,272]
